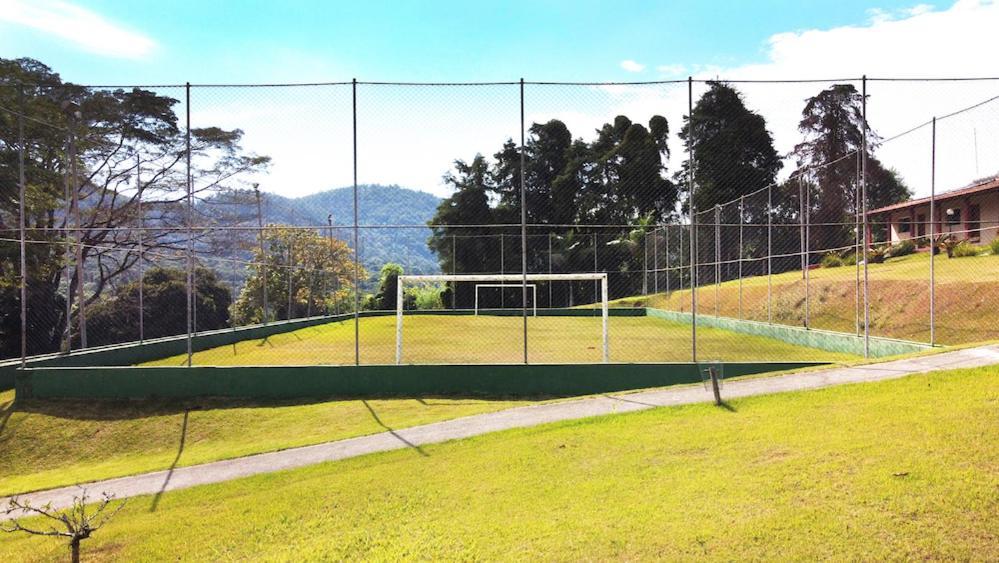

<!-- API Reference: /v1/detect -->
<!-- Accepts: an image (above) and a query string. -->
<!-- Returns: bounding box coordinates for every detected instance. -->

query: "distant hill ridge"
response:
[208,184,442,277]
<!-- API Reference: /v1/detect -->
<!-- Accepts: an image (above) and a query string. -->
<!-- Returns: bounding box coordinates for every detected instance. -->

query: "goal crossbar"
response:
[396,273,609,365]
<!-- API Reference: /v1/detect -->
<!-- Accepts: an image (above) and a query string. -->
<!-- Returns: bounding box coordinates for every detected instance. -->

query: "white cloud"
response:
[620,59,645,72]
[0,0,156,59]
[656,64,687,76]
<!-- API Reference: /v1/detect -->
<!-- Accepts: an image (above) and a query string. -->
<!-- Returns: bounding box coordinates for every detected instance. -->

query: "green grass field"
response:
[0,390,533,497]
[2,366,996,561]
[143,314,859,366]
[618,251,999,345]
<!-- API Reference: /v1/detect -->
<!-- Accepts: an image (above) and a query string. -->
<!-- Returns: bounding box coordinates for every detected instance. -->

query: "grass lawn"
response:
[3,365,996,561]
[617,251,999,345]
[142,314,859,366]
[0,390,534,497]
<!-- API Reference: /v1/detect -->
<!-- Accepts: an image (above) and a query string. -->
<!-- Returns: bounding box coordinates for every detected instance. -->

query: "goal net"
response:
[396,273,609,365]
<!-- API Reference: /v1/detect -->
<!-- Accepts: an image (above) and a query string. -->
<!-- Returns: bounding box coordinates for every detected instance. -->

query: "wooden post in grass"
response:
[708,366,722,406]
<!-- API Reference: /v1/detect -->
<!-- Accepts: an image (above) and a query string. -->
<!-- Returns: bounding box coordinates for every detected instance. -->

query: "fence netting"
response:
[3,74,999,367]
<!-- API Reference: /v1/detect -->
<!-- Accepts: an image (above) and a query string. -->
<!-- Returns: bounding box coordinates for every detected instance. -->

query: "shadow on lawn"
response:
[361,400,429,457]
[6,393,552,422]
[150,409,189,512]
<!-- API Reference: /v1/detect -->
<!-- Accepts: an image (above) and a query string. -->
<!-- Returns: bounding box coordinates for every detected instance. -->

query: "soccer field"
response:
[141,314,859,366]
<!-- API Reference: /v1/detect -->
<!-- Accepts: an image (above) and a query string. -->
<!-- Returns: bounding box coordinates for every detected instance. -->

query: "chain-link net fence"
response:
[3,74,999,368]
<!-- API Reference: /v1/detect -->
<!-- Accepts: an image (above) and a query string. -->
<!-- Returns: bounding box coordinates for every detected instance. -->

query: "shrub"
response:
[841,252,858,266]
[866,245,889,264]
[887,239,916,258]
[951,241,982,258]
[990,238,999,256]
[820,253,844,268]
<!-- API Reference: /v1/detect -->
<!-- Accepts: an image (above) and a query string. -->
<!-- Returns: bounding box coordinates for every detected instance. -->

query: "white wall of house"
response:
[884,191,998,246]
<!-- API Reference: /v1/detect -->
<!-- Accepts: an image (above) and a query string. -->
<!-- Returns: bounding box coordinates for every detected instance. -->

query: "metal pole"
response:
[287,241,293,320]
[395,275,403,364]
[352,78,360,365]
[601,274,609,363]
[137,153,144,342]
[70,105,87,348]
[804,175,810,329]
[17,85,27,366]
[328,214,334,315]
[643,229,648,295]
[714,205,720,317]
[861,75,870,358]
[688,76,697,362]
[592,232,598,302]
[738,196,744,320]
[255,184,267,324]
[520,78,528,364]
[767,183,772,324]
[666,225,670,294]
[930,117,936,346]
[63,123,72,351]
[185,83,193,366]
[451,234,456,309]
[653,226,659,294]
[500,234,505,308]
[548,233,552,308]
[855,152,861,335]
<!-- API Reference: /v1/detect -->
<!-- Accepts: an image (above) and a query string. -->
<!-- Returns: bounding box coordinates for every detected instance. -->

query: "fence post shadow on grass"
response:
[361,400,429,457]
[150,409,189,512]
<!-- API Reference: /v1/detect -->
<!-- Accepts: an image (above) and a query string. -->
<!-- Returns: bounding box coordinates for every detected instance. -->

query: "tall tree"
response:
[0,57,269,357]
[86,266,232,346]
[792,84,910,252]
[231,226,359,324]
[678,82,782,215]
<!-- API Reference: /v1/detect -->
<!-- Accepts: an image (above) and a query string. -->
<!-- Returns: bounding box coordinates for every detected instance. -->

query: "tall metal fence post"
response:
[714,204,720,317]
[500,233,505,308]
[185,82,193,367]
[804,174,810,329]
[352,78,360,366]
[666,225,671,295]
[688,76,697,362]
[738,195,744,320]
[69,101,87,348]
[287,240,293,319]
[17,85,27,366]
[930,116,937,346]
[653,226,659,294]
[137,153,144,342]
[855,152,861,335]
[519,78,528,365]
[592,232,598,302]
[62,120,72,352]
[255,184,268,324]
[861,75,870,358]
[451,234,456,309]
[643,230,649,295]
[767,183,772,324]
[548,232,553,308]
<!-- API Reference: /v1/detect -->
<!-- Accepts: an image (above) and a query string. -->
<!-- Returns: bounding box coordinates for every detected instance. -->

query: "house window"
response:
[898,218,911,234]
[916,214,926,238]
[946,207,961,226]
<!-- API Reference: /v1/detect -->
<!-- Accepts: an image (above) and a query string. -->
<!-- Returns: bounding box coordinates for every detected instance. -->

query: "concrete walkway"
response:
[4,344,999,516]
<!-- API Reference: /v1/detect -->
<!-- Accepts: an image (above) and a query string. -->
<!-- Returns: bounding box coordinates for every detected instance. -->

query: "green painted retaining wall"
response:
[645,308,933,358]
[16,362,824,400]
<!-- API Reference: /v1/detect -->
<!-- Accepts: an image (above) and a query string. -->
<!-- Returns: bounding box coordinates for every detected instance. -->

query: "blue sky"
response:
[2,0,998,199]
[1,0,941,84]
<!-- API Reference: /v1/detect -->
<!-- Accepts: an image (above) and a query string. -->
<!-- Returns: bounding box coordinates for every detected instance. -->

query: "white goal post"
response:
[396,273,609,365]
[475,283,537,316]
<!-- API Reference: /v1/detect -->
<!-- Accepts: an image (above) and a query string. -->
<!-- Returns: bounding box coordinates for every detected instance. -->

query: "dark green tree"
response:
[792,84,910,253]
[0,57,268,358]
[373,263,403,310]
[678,82,782,214]
[86,267,232,346]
